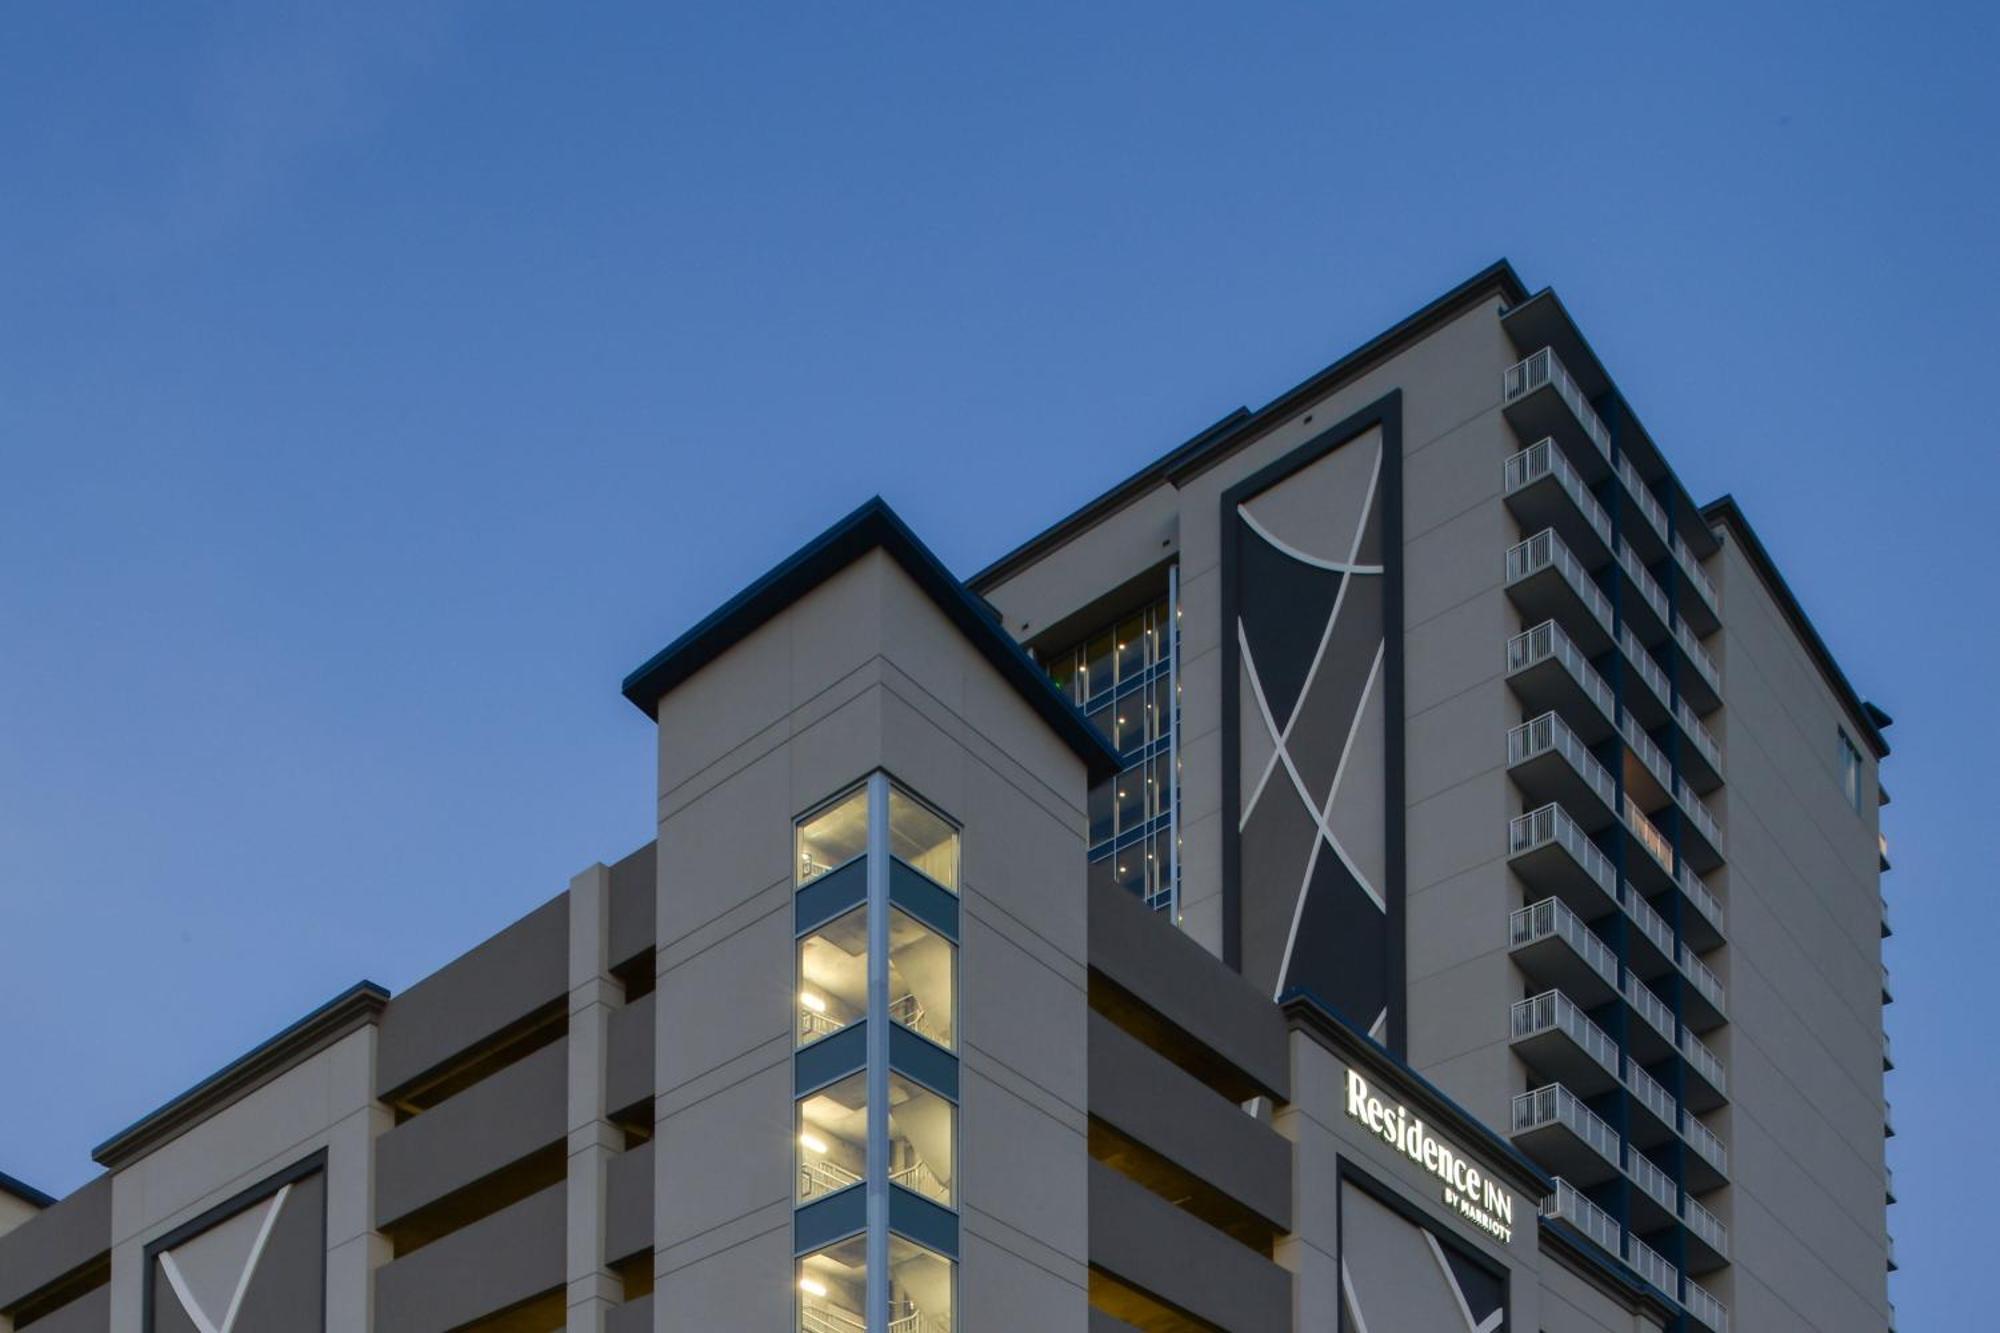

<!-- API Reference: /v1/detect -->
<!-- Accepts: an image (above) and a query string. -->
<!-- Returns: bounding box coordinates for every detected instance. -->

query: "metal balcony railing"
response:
[889,993,948,1047]
[1616,453,1671,546]
[1681,1029,1728,1095]
[1511,804,1618,900]
[1679,944,1726,1013]
[1676,619,1723,693]
[1684,1194,1730,1259]
[1507,530,1615,635]
[1509,711,1618,811]
[1621,882,1676,960]
[800,1008,846,1043]
[1624,973,1676,1043]
[1626,1233,1680,1298]
[1681,1111,1729,1174]
[1544,1178,1621,1255]
[889,1158,950,1206]
[1512,991,1621,1078]
[1624,796,1676,874]
[1675,535,1720,615]
[1676,776,1725,852]
[1625,1060,1675,1127]
[1513,1084,1619,1166]
[1625,1144,1677,1212]
[1617,537,1674,627]
[1621,627,1673,710]
[1620,713,1675,794]
[1507,619,1616,723]
[800,1157,862,1201]
[888,1301,952,1333]
[1683,1276,1729,1332]
[802,1299,867,1333]
[1505,439,1615,549]
[1677,862,1727,936]
[1510,898,1618,989]
[1676,698,1724,775]
[1505,349,1613,462]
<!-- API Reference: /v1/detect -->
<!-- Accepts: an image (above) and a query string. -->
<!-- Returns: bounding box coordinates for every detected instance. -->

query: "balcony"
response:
[1675,776,1726,872]
[1622,796,1678,893]
[1624,1143,1678,1228]
[1681,1028,1728,1109]
[1503,348,1613,477]
[1620,627,1673,727]
[1619,712,1675,810]
[1510,804,1618,917]
[1674,620,1724,713]
[1679,944,1727,1032]
[1883,1030,1894,1072]
[1544,1178,1621,1256]
[1511,991,1620,1094]
[1623,972,1677,1064]
[1882,963,1894,1005]
[1506,529,1615,654]
[1683,1275,1729,1333]
[1675,697,1725,793]
[1677,862,1727,951]
[1886,1165,1897,1205]
[1674,535,1722,636]
[1626,1233,1680,1300]
[1506,620,1616,741]
[1681,1110,1729,1191]
[1625,1060,1677,1144]
[1510,898,1618,1007]
[1684,1192,1731,1272]
[1885,1099,1896,1138]
[1506,439,1614,566]
[1508,713,1618,829]
[1512,1084,1618,1182]
[1614,452,1672,561]
[1620,881,1677,978]
[1615,537,1674,647]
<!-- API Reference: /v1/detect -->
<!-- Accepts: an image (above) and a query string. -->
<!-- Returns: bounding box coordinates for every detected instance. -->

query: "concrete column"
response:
[567,864,624,1331]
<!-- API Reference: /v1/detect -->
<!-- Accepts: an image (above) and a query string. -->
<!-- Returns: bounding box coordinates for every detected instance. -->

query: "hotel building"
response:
[0,262,1894,1332]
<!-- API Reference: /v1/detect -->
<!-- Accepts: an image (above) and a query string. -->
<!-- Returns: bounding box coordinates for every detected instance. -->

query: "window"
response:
[797,907,867,1048]
[886,1074,954,1207]
[888,1237,954,1331]
[1838,731,1864,814]
[797,1072,867,1203]
[799,787,869,886]
[797,1236,867,1332]
[1043,595,1179,912]
[888,909,955,1049]
[888,788,959,892]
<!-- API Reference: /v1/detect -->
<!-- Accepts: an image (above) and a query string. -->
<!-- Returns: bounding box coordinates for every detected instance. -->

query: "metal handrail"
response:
[889,1158,950,1206]
[1624,972,1675,1042]
[1676,862,1726,934]
[1510,804,1616,900]
[1509,712,1617,811]
[1624,1144,1676,1211]
[1674,535,1720,613]
[800,1009,846,1042]
[1620,712,1675,794]
[1623,796,1676,874]
[1621,627,1672,707]
[1625,1060,1675,1127]
[1506,439,1613,547]
[800,1157,862,1200]
[802,1300,868,1333]
[1680,1110,1729,1173]
[1683,1276,1729,1331]
[1512,991,1620,1076]
[1683,1193,1730,1258]
[1626,1233,1680,1297]
[1504,349,1613,461]
[1506,529,1614,633]
[1506,620,1616,723]
[1675,698,1724,773]
[1681,1029,1728,1095]
[889,993,948,1046]
[1617,537,1673,626]
[1513,1084,1618,1165]
[1616,453,1670,544]
[1620,882,1675,959]
[1679,944,1726,1012]
[1510,898,1617,988]
[1544,1177,1621,1255]
[1676,619,1722,691]
[1676,776,1724,850]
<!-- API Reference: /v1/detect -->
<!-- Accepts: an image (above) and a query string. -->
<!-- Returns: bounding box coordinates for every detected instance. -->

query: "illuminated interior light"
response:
[799,991,827,1013]
[799,1132,829,1154]
[799,1277,828,1297]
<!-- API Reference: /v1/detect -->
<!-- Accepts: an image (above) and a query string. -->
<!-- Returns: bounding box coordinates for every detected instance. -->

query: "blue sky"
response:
[1,1,1991,1320]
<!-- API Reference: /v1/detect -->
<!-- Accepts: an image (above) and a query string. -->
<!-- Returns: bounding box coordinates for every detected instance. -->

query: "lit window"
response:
[797,907,867,1048]
[888,909,955,1050]
[887,1074,954,1208]
[888,1236,954,1331]
[797,1072,867,1203]
[888,788,958,893]
[798,786,869,886]
[797,1236,867,1332]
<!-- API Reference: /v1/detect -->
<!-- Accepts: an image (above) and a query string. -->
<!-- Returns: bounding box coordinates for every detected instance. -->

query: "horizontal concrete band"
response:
[0,1174,110,1314]
[377,895,569,1100]
[1087,879,1289,1101]
[1087,1161,1291,1333]
[1088,1011,1292,1230]
[607,992,655,1116]
[374,1181,565,1333]
[12,1281,107,1333]
[606,841,656,972]
[607,1292,653,1333]
[606,1143,653,1265]
[374,1039,568,1228]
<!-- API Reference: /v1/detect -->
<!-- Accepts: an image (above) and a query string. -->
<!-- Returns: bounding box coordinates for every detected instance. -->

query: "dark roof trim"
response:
[93,981,390,1169]
[0,1169,54,1209]
[621,497,1125,783]
[968,259,1528,592]
[1279,988,1552,1198]
[1701,496,1890,758]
